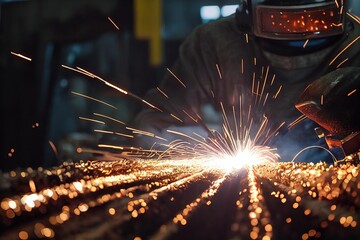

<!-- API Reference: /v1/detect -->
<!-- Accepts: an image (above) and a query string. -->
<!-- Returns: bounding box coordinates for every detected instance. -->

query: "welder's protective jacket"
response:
[134,14,360,162]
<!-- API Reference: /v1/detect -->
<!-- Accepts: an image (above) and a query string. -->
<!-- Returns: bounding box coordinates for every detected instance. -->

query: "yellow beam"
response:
[134,0,162,66]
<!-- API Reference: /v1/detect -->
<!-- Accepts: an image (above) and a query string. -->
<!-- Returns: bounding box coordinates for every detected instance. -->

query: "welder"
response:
[134,0,360,162]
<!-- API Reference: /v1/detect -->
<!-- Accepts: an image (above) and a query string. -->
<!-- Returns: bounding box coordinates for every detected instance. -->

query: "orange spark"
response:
[107,17,120,30]
[170,113,183,123]
[303,39,309,48]
[347,89,357,96]
[93,112,125,125]
[166,68,186,88]
[156,87,169,99]
[347,12,360,24]
[94,129,134,139]
[241,59,244,74]
[79,117,105,125]
[182,110,198,123]
[336,58,349,68]
[288,115,307,129]
[71,91,118,109]
[216,63,222,80]
[98,144,124,150]
[10,52,32,61]
[270,74,276,86]
[48,140,58,157]
[273,85,282,99]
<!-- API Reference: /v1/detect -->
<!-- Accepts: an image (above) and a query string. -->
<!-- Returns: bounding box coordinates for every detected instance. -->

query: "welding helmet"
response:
[236,0,346,40]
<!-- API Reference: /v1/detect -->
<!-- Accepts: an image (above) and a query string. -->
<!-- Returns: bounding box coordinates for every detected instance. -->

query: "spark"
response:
[288,114,307,129]
[182,110,198,123]
[156,87,169,98]
[94,129,134,139]
[170,113,183,123]
[347,12,360,24]
[71,91,118,109]
[303,39,309,48]
[48,140,58,157]
[270,74,276,86]
[79,117,105,124]
[10,52,32,61]
[347,89,357,96]
[336,58,349,68]
[98,144,124,150]
[126,127,168,142]
[107,17,119,30]
[241,58,244,74]
[273,85,282,99]
[166,68,186,88]
[93,112,125,125]
[258,66,269,104]
[216,63,222,80]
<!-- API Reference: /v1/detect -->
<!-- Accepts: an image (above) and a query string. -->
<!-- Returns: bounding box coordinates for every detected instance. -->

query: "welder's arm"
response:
[295,67,360,137]
[295,67,360,159]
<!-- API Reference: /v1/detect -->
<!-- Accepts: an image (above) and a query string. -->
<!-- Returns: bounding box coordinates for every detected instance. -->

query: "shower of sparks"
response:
[10,52,32,61]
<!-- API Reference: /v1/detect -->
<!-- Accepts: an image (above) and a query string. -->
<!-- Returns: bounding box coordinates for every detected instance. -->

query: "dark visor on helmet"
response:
[254,2,343,40]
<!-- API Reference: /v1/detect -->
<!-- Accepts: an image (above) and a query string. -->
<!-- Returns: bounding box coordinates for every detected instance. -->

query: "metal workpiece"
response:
[0,159,359,240]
